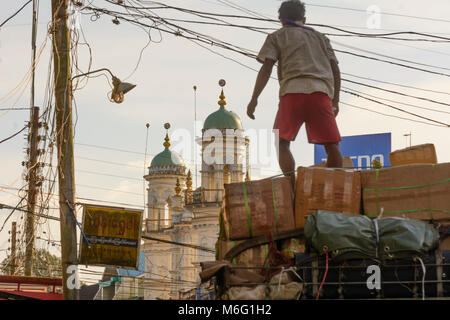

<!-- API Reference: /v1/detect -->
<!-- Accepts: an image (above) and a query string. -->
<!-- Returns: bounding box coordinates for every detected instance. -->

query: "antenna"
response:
[143,123,150,217]
[193,85,198,188]
[403,132,412,148]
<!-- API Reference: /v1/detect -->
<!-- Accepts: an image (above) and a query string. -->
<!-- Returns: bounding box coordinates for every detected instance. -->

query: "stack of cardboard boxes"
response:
[218,143,449,267]
[217,176,298,270]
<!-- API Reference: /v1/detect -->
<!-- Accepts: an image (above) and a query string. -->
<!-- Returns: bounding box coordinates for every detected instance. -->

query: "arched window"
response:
[208,165,215,201]
[163,198,172,228]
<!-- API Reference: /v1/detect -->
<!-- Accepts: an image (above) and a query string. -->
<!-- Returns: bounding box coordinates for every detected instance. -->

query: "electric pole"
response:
[51,0,79,300]
[10,222,17,275]
[24,106,40,276]
[24,0,40,277]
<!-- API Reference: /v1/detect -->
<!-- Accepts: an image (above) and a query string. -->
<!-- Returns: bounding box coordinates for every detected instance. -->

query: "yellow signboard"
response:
[79,204,143,269]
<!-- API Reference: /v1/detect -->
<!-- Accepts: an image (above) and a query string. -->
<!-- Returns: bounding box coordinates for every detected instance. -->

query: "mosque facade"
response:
[141,86,250,299]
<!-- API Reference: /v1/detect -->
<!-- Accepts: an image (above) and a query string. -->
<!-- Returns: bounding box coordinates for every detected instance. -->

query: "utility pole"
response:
[51,0,79,300]
[24,0,40,277]
[10,222,17,275]
[24,106,40,276]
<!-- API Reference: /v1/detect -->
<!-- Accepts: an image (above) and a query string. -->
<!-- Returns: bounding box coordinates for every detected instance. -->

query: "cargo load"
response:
[361,163,450,221]
[216,240,269,268]
[281,237,305,259]
[294,167,361,228]
[223,177,295,240]
[389,143,437,166]
[304,210,439,262]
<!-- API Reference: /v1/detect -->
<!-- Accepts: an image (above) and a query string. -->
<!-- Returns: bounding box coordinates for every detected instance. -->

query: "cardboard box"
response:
[312,156,355,169]
[217,240,269,267]
[389,144,437,166]
[361,163,450,221]
[280,237,305,259]
[295,167,362,228]
[223,177,295,240]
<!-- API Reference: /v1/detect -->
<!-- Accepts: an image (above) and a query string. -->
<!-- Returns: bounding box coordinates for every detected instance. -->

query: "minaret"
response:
[199,80,249,203]
[144,123,186,232]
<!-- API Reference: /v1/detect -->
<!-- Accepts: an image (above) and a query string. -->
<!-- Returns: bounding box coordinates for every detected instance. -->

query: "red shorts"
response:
[273,92,342,144]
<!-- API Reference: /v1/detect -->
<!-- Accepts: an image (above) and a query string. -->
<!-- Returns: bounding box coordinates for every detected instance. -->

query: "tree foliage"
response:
[0,248,62,277]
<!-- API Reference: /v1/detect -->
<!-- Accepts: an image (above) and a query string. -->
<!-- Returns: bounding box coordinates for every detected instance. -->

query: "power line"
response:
[341,101,449,128]
[303,2,450,24]
[341,90,450,127]
[108,1,450,41]
[0,108,32,111]
[76,197,145,209]
[343,79,450,107]
[0,0,33,29]
[77,169,144,181]
[342,86,450,115]
[76,156,142,169]
[0,202,60,222]
[332,40,450,71]
[141,234,215,253]
[75,142,146,155]
[0,184,146,209]
[76,184,143,196]
[80,2,450,129]
[0,126,28,145]
[342,73,450,96]
[84,4,450,77]
[76,141,199,164]
[335,49,450,78]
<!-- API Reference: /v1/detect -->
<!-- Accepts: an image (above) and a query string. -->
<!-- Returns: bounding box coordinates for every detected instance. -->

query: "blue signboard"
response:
[314,133,391,169]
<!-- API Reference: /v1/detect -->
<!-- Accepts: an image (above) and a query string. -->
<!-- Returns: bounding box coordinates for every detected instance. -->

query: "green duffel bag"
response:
[304,210,439,263]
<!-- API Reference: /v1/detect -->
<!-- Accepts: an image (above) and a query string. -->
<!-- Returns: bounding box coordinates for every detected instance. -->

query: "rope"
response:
[366,208,450,217]
[373,216,381,259]
[242,182,253,238]
[66,200,91,249]
[415,256,426,300]
[271,179,279,233]
[316,251,331,300]
[276,266,304,293]
[364,177,450,192]
[277,266,285,293]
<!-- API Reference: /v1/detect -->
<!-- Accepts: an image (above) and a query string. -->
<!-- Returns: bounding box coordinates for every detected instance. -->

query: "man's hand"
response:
[247,98,257,119]
[332,100,339,117]
[247,59,274,120]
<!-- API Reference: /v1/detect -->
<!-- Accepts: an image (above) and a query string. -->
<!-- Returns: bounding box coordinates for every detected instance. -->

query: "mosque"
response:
[141,84,250,299]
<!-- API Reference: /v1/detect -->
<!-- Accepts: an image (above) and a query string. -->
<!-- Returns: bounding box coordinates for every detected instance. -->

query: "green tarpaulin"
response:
[304,211,439,262]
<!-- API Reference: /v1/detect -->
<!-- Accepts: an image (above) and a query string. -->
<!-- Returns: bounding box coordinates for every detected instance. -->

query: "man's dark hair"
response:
[278,0,306,21]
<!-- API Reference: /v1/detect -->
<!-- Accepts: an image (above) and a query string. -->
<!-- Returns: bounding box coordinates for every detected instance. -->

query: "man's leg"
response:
[278,137,296,190]
[324,143,343,168]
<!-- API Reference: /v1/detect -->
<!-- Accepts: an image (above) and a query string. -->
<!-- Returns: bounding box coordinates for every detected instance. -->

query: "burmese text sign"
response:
[79,204,143,269]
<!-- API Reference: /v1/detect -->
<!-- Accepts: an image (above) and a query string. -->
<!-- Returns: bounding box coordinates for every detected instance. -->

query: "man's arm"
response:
[330,59,341,117]
[247,59,275,119]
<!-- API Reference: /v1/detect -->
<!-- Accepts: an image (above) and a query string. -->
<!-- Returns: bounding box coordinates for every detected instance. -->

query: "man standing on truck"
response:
[247,0,343,189]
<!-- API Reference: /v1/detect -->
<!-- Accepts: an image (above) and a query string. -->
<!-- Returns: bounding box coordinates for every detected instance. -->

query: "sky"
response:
[0,0,449,286]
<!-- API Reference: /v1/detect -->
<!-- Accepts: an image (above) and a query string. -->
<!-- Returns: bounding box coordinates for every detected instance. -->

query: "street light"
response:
[403,132,412,148]
[71,68,136,103]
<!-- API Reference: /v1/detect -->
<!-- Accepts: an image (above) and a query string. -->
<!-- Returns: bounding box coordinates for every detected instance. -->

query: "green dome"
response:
[151,147,185,167]
[203,105,242,130]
